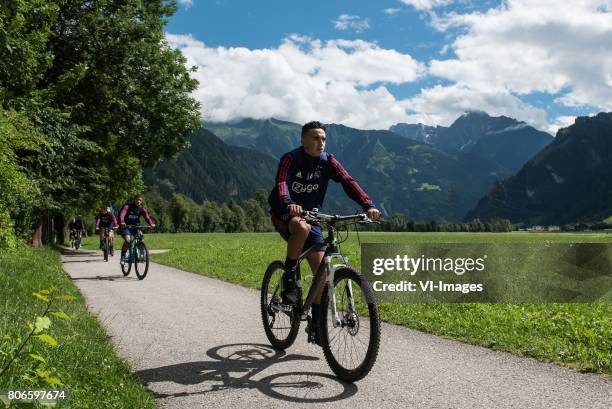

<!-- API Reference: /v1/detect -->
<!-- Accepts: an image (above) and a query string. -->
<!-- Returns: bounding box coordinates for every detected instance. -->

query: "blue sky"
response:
[166,0,612,134]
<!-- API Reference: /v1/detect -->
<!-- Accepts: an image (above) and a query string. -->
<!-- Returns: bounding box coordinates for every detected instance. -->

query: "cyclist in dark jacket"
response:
[69,217,87,241]
[119,194,155,264]
[95,206,118,249]
[268,121,380,341]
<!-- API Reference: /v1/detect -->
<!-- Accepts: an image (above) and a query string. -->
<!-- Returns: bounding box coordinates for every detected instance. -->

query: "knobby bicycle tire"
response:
[121,245,132,276]
[320,267,381,382]
[260,261,300,350]
[103,236,109,262]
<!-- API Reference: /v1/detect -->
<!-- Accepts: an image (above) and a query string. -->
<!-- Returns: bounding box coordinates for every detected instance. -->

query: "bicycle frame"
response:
[123,225,152,261]
[297,223,351,328]
[127,231,143,261]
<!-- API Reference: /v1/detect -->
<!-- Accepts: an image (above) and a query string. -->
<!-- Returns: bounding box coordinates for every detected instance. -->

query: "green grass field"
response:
[83,232,612,375]
[0,246,157,408]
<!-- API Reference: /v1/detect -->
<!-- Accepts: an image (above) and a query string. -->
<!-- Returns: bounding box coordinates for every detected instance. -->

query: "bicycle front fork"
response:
[324,255,351,328]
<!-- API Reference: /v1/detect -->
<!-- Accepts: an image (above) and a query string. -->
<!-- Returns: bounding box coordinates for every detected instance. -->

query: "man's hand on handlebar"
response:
[367,208,381,220]
[287,204,303,217]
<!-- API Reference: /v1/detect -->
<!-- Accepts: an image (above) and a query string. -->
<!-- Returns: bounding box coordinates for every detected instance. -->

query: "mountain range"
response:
[467,112,612,225]
[143,127,277,203]
[390,111,553,172]
[143,111,612,224]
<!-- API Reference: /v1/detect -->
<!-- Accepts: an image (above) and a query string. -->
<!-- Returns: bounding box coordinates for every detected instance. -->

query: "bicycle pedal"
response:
[278,303,294,313]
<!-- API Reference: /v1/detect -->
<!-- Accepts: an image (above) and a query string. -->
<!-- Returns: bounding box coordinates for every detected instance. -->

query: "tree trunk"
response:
[31,209,50,248]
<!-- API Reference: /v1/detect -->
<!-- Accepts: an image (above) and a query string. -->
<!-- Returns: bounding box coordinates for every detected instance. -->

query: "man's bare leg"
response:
[306,250,325,344]
[307,251,326,303]
[287,218,309,258]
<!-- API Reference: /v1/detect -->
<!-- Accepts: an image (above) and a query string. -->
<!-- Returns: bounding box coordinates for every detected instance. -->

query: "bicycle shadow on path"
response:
[137,343,358,404]
[70,275,139,282]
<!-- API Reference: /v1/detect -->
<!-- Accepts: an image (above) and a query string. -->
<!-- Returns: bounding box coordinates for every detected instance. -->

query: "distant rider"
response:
[95,206,118,250]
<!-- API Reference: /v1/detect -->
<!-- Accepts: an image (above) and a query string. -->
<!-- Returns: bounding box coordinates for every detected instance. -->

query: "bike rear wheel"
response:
[320,267,380,382]
[134,242,149,280]
[75,234,81,250]
[261,261,300,350]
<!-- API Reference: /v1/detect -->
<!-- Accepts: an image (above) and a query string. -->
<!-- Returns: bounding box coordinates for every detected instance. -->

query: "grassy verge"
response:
[100,231,612,375]
[0,245,157,408]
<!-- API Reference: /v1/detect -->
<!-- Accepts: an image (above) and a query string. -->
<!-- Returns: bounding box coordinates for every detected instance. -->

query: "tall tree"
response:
[0,0,201,245]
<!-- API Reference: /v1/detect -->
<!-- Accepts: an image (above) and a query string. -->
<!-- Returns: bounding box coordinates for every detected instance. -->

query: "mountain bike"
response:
[120,225,152,280]
[99,227,116,262]
[261,211,381,382]
[71,229,83,250]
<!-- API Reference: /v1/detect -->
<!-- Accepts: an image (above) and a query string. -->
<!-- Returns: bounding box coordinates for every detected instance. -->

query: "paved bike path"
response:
[62,249,610,409]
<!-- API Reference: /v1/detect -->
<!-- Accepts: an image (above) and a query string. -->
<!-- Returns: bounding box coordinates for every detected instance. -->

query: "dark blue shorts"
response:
[271,213,326,253]
[121,226,141,237]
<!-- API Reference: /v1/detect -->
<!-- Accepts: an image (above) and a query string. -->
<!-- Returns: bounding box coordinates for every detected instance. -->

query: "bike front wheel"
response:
[320,267,381,382]
[134,242,149,280]
[121,249,131,276]
[260,261,300,350]
[103,237,109,262]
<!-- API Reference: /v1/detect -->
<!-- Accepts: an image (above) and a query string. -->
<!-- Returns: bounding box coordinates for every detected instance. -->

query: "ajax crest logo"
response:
[291,182,319,193]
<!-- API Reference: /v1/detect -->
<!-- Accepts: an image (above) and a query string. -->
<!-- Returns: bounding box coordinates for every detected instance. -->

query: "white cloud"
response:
[405,84,551,130]
[165,34,425,129]
[548,115,576,135]
[429,0,612,112]
[400,0,453,11]
[383,8,401,15]
[333,14,370,33]
[177,0,193,8]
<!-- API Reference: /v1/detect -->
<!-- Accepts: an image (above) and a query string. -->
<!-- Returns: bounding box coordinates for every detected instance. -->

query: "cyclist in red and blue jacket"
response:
[119,194,155,264]
[95,206,118,249]
[268,121,380,342]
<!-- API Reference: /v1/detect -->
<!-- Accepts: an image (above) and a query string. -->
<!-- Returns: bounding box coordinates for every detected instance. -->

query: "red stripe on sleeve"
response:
[142,208,154,225]
[329,156,372,207]
[277,155,293,204]
[119,205,128,224]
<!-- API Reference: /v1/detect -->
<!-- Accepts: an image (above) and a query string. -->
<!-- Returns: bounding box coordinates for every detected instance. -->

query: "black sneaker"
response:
[281,271,298,305]
[306,317,322,346]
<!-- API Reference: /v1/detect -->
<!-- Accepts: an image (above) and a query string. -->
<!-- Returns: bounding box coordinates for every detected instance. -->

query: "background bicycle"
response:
[70,229,83,249]
[100,227,116,262]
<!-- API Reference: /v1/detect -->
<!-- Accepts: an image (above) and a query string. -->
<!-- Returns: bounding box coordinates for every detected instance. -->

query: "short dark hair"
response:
[301,121,326,137]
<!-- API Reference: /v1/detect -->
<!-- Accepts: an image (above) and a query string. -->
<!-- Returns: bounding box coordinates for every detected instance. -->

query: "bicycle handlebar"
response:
[301,210,377,224]
[122,224,155,230]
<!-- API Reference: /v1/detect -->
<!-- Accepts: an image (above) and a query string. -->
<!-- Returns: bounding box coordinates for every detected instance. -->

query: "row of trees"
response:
[143,189,274,233]
[0,0,200,248]
[378,214,513,232]
[130,188,513,234]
